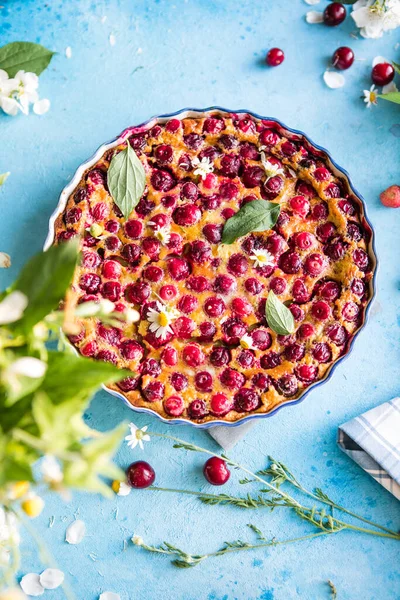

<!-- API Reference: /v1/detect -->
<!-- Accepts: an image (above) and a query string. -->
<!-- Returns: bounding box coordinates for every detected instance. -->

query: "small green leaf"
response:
[107,142,146,218]
[379,91,400,105]
[222,200,280,245]
[0,42,55,77]
[0,172,10,187]
[11,239,79,332]
[265,290,295,336]
[41,350,131,405]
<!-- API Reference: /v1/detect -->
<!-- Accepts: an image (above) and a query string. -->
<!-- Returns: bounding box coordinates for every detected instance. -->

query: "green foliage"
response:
[107,142,146,218]
[0,42,55,77]
[221,199,280,244]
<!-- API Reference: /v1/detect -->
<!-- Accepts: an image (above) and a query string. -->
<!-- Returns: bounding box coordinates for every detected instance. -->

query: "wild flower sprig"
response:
[132,430,400,568]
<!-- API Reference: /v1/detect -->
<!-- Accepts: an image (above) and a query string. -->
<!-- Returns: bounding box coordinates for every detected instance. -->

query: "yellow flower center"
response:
[159,312,169,327]
[240,339,250,349]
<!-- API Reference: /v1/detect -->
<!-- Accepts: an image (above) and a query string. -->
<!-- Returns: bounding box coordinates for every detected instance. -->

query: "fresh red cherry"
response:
[266,47,284,67]
[203,457,231,486]
[371,62,395,86]
[332,46,354,70]
[323,3,346,26]
[127,461,155,489]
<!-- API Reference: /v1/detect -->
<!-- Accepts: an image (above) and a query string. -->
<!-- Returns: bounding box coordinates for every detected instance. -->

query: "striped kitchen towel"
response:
[337,397,400,500]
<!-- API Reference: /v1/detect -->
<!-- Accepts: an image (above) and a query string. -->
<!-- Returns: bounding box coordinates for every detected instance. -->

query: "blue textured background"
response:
[1,1,400,598]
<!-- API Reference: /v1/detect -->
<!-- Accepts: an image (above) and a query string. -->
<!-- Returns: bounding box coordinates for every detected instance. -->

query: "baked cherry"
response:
[170,372,188,391]
[260,351,281,369]
[167,257,191,280]
[173,203,201,227]
[210,393,234,416]
[195,371,213,392]
[220,368,245,389]
[177,294,198,314]
[332,46,354,70]
[161,346,178,366]
[276,374,298,397]
[311,301,331,321]
[371,62,395,86]
[279,251,301,274]
[266,47,284,67]
[203,223,222,243]
[210,346,231,367]
[159,284,178,301]
[326,323,347,345]
[163,396,184,417]
[127,461,155,489]
[244,277,264,295]
[204,296,226,317]
[312,342,332,363]
[203,457,231,485]
[304,253,326,277]
[173,316,196,339]
[234,387,261,412]
[120,340,144,361]
[323,2,346,26]
[295,364,318,383]
[182,344,205,367]
[188,399,208,419]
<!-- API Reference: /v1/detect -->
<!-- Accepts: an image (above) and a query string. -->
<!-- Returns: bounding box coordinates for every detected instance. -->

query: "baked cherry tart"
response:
[54,112,373,424]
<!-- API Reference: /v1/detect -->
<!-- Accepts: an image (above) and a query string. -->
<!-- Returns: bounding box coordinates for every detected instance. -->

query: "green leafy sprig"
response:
[131,432,400,568]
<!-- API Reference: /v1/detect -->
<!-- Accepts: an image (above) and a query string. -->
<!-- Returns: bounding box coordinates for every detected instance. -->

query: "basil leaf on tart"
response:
[107,142,146,218]
[265,290,295,336]
[221,200,280,245]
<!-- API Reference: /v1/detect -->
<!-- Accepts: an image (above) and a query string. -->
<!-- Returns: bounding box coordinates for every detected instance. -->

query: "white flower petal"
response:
[0,69,9,82]
[10,357,47,379]
[109,34,116,46]
[39,568,64,590]
[20,574,44,597]
[117,482,131,496]
[0,252,11,268]
[1,97,20,116]
[0,291,28,324]
[304,0,320,4]
[323,71,345,89]
[372,55,388,67]
[33,99,50,115]
[65,46,72,58]
[65,519,86,544]
[306,10,324,23]
[132,534,143,546]
[99,593,120,600]
[382,80,398,94]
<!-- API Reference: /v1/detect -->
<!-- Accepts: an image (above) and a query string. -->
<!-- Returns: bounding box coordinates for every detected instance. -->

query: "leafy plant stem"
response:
[12,428,80,462]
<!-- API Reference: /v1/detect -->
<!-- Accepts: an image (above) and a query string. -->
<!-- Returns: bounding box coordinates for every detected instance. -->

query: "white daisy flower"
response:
[147,301,179,339]
[260,152,284,180]
[351,0,400,39]
[240,333,255,350]
[192,156,214,180]
[113,481,131,496]
[250,248,274,268]
[151,225,171,245]
[363,84,378,107]
[125,423,151,450]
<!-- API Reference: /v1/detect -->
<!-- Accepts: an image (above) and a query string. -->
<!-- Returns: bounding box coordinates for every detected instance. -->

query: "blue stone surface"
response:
[1,1,400,598]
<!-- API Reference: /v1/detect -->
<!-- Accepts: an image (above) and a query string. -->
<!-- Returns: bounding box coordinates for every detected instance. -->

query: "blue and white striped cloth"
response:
[338,397,400,500]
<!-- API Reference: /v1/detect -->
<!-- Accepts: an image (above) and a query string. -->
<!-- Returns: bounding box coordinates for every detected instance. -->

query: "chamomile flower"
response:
[152,225,171,245]
[111,480,131,496]
[125,423,151,450]
[132,534,144,546]
[250,248,274,268]
[363,84,378,107]
[240,333,255,350]
[261,152,284,179]
[147,301,179,339]
[192,156,214,179]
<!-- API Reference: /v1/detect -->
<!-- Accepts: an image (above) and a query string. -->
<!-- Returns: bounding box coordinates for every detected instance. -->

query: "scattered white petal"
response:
[125,308,140,323]
[306,10,324,23]
[372,55,388,67]
[304,0,320,4]
[33,99,50,115]
[39,569,64,590]
[20,574,44,597]
[9,357,47,379]
[323,70,345,89]
[109,34,116,46]
[0,291,28,324]
[116,482,131,496]
[65,46,72,59]
[136,47,143,54]
[65,519,86,544]
[0,252,11,268]
[101,15,107,23]
[382,80,398,94]
[41,455,63,483]
[99,593,120,600]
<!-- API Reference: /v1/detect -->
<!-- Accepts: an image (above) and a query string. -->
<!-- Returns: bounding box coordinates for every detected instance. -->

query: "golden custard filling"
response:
[54,113,373,423]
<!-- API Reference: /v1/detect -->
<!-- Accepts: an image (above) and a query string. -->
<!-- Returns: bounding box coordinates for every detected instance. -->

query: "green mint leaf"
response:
[378,91,400,104]
[11,239,79,332]
[0,42,55,77]
[41,350,131,405]
[107,142,146,218]
[0,172,10,187]
[265,290,295,336]
[222,200,280,245]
